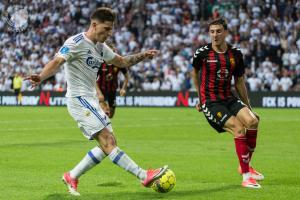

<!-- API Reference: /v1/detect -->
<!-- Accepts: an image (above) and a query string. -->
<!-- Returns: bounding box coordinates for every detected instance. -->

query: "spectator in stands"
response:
[0,0,299,92]
[279,70,293,91]
[42,80,54,91]
[247,74,262,91]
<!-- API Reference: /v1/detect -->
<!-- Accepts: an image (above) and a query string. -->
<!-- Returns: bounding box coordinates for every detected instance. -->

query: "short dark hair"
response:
[90,7,116,23]
[208,18,228,30]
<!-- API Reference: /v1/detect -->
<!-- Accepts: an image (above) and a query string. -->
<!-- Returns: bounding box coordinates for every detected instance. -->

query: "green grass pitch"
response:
[0,107,299,200]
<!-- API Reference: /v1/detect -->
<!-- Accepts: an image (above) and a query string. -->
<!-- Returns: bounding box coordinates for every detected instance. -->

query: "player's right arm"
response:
[26,38,76,87]
[192,47,204,112]
[25,57,65,87]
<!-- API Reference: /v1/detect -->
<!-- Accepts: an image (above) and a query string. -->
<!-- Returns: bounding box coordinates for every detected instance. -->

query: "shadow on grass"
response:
[97,181,124,187]
[44,185,238,200]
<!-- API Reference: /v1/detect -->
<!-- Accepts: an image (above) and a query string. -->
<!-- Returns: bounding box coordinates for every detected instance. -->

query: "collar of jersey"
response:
[83,32,97,46]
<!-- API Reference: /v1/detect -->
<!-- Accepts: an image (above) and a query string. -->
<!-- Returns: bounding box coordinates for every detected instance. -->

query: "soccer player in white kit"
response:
[26,7,168,196]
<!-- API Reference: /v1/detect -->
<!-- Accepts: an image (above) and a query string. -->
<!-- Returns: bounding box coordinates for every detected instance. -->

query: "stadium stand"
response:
[0,0,299,92]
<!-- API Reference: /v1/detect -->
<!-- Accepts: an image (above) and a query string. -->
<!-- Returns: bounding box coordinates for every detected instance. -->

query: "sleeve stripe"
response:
[73,34,83,43]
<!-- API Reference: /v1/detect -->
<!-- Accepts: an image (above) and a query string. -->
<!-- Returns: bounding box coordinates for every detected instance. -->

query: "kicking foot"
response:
[242,177,261,189]
[239,166,264,181]
[62,172,80,196]
[142,165,168,187]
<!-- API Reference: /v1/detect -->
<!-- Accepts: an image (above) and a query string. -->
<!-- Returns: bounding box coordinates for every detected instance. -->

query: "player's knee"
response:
[104,136,116,153]
[245,117,259,129]
[233,127,246,137]
[229,123,245,137]
[97,130,117,154]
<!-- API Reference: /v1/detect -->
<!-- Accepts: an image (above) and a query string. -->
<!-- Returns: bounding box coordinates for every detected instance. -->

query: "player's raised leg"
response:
[237,107,264,181]
[95,127,168,187]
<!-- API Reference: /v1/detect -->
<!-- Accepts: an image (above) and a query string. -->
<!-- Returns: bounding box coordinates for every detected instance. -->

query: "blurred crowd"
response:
[0,0,300,92]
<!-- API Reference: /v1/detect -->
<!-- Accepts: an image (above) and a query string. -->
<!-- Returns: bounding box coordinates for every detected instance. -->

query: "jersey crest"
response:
[86,56,102,70]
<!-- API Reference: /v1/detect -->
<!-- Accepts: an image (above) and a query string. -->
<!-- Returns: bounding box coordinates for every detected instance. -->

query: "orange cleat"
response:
[242,177,261,188]
[62,172,80,196]
[238,166,264,181]
[142,165,168,187]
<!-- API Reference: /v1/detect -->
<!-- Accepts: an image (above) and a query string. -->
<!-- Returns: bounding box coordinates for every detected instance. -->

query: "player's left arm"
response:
[107,50,159,68]
[120,70,129,96]
[233,50,252,109]
[235,76,260,119]
[25,56,65,87]
[235,75,252,109]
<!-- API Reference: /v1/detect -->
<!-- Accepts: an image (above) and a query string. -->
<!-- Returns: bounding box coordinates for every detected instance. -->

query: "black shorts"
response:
[201,97,246,133]
[14,89,21,96]
[104,92,116,108]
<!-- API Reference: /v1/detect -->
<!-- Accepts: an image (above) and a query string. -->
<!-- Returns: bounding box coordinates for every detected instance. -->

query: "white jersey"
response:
[56,32,116,97]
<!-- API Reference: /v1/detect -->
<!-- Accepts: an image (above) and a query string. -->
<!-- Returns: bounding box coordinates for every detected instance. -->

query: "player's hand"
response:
[24,74,41,88]
[120,89,126,96]
[196,102,202,112]
[98,94,105,103]
[144,50,159,59]
[100,101,110,116]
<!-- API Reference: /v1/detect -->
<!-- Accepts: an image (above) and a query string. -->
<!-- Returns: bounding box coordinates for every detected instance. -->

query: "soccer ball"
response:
[151,169,176,193]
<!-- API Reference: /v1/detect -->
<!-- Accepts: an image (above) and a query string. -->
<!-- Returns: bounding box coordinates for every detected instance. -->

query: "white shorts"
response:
[67,96,113,140]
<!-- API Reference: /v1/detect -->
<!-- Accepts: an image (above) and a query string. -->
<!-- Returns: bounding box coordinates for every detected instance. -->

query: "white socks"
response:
[108,147,147,180]
[70,146,106,179]
[69,146,147,181]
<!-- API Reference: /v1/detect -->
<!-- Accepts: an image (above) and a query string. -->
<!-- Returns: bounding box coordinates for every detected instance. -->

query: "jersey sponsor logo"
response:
[60,46,69,54]
[206,59,218,63]
[216,69,229,80]
[86,56,102,70]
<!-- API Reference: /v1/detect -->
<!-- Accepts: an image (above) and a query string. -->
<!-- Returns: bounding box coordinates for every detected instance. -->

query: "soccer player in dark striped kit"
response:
[192,18,264,189]
[96,43,129,118]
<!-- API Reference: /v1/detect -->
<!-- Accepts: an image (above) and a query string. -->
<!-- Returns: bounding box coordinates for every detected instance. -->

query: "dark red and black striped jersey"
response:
[192,43,245,105]
[96,62,128,93]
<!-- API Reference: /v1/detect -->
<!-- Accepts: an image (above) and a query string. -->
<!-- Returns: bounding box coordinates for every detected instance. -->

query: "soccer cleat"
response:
[242,177,261,189]
[62,172,80,196]
[238,166,264,181]
[142,165,169,187]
